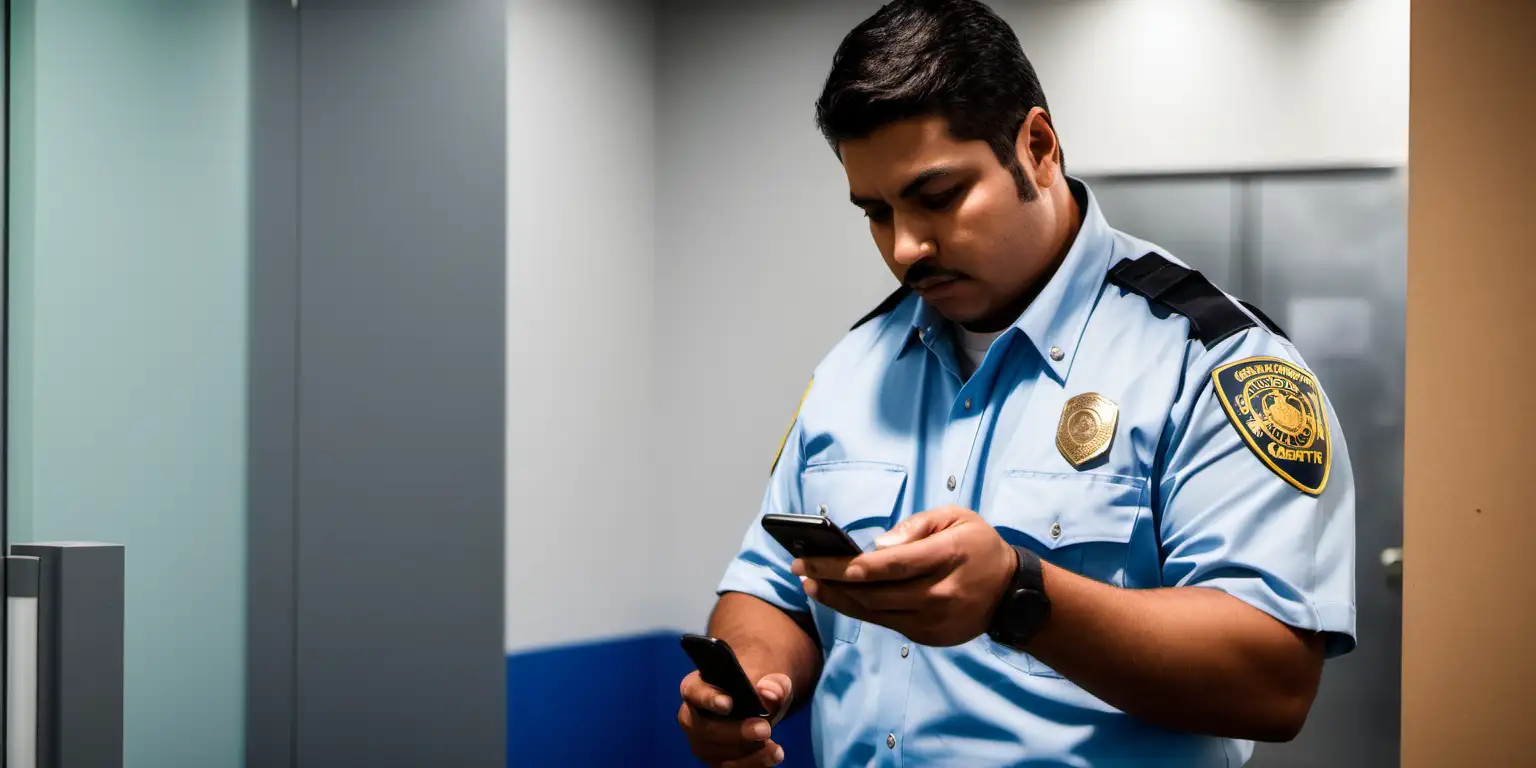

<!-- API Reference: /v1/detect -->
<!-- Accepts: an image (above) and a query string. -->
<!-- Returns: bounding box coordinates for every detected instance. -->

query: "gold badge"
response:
[1056,393,1119,468]
[1211,356,1331,495]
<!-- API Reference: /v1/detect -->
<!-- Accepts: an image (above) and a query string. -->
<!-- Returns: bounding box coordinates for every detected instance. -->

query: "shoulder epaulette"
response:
[1107,252,1282,348]
[1237,299,1288,339]
[850,286,913,331]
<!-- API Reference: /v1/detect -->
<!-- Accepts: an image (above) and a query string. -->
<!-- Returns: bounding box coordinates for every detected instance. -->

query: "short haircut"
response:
[815,0,1058,199]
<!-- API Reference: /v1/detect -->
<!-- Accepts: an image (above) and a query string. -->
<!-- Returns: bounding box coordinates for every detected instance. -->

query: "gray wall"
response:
[250,1,506,765]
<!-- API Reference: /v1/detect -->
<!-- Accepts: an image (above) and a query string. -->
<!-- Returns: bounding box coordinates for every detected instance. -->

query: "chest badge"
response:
[1056,393,1119,468]
[1211,356,1331,496]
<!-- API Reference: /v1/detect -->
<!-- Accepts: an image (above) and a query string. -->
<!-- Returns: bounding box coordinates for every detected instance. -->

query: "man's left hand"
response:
[792,505,1017,647]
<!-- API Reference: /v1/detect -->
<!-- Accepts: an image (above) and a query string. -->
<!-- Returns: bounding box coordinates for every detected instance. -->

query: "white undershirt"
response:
[956,325,1007,379]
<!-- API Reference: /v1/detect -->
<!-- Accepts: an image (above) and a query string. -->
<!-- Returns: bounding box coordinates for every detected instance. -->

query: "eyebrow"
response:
[849,165,960,208]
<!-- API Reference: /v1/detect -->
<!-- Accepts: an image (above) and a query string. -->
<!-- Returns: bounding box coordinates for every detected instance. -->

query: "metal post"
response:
[9,543,123,768]
[7,556,38,768]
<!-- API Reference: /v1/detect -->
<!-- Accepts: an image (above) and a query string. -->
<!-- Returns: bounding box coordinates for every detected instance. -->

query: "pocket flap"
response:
[800,461,907,541]
[987,470,1145,549]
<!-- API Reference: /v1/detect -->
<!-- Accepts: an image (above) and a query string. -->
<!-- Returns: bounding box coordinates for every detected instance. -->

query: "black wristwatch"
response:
[986,545,1052,651]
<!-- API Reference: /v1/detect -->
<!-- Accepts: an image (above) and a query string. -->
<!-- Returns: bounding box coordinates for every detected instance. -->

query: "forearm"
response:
[709,592,823,706]
[1027,563,1324,742]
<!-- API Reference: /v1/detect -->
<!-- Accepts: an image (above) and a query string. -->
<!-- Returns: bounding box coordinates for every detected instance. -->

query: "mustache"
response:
[903,261,966,289]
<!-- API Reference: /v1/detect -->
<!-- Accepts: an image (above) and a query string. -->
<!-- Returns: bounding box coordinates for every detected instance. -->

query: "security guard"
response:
[676,1,1355,766]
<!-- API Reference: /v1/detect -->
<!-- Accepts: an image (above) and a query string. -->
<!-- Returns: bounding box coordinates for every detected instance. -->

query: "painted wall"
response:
[1018,0,1409,174]
[7,1,249,765]
[505,0,659,655]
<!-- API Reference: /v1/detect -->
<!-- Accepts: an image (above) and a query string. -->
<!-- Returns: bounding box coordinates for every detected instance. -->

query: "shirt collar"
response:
[899,177,1117,383]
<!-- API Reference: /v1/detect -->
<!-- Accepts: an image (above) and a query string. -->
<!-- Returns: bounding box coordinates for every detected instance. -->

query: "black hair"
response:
[814,0,1058,200]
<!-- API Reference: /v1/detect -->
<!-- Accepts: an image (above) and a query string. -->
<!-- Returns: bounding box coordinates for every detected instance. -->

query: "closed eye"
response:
[863,205,893,225]
[920,186,963,211]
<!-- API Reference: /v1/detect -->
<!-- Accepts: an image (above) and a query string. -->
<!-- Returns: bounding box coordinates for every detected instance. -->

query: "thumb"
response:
[875,506,962,549]
[757,673,794,721]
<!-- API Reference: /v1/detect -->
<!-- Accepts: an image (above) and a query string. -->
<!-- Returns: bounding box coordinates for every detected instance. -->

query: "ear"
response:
[1014,106,1063,190]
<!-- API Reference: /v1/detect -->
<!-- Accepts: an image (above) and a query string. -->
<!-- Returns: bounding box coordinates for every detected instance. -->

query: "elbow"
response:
[1251,703,1308,743]
[1245,687,1316,743]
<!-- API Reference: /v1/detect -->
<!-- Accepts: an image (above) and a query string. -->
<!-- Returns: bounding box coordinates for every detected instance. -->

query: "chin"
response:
[926,297,991,325]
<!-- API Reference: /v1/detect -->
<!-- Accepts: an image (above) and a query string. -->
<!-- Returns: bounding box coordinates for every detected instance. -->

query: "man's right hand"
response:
[677,670,793,767]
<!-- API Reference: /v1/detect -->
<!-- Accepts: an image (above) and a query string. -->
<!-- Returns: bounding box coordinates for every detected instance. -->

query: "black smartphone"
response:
[761,513,864,558]
[679,634,771,719]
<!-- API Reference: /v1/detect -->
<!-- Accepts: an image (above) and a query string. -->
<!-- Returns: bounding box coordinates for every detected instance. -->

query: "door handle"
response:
[1381,546,1403,589]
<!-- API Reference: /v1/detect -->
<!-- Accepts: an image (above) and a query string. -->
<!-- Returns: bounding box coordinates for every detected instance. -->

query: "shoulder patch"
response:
[1211,357,1331,496]
[771,378,813,475]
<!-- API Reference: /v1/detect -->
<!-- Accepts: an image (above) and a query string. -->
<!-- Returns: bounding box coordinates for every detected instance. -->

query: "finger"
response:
[756,673,793,722]
[681,672,733,715]
[874,506,967,549]
[816,571,947,613]
[722,741,785,768]
[805,578,915,625]
[804,529,959,583]
[789,554,854,578]
[685,703,768,743]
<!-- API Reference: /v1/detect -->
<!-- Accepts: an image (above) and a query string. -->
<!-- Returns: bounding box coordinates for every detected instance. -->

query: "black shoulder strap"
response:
[1238,299,1289,340]
[1107,253,1256,349]
[850,286,913,331]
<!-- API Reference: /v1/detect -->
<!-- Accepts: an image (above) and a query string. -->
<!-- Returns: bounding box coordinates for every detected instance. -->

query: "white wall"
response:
[649,0,1408,631]
[506,0,658,652]
[1017,0,1409,174]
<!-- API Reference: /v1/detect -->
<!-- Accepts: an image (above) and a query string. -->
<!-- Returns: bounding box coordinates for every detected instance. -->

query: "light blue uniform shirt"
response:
[718,179,1356,767]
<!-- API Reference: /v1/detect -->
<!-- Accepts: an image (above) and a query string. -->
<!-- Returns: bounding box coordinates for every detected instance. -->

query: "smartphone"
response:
[679,634,771,719]
[761,513,863,558]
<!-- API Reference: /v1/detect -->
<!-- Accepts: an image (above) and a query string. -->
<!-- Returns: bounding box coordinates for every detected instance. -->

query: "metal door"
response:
[1090,170,1405,766]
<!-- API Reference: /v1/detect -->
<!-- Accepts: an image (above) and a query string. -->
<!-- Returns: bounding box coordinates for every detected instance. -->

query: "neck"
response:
[960,183,1084,333]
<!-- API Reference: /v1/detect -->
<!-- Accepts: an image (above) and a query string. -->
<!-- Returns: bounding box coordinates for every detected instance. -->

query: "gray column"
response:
[10,543,125,768]
[249,1,508,766]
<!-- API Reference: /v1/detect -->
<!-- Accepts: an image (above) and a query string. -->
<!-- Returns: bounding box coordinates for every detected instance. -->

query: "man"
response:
[676,1,1355,765]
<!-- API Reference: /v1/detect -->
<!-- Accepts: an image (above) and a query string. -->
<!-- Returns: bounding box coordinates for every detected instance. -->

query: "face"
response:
[841,111,1069,331]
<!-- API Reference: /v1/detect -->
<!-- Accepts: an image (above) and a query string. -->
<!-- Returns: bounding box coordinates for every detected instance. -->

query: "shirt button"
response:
[1050,522,1062,540]
[963,397,972,410]
[887,733,896,749]
[946,475,957,491]
[1049,346,1065,361]
[901,645,910,658]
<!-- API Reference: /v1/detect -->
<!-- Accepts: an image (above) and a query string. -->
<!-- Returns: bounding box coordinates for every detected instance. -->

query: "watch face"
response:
[1002,588,1048,638]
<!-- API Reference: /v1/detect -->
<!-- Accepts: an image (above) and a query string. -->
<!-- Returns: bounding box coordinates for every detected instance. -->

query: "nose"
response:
[892,219,933,267]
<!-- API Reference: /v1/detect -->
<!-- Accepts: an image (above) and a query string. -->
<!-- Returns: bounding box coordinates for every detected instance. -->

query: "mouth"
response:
[912,276,963,296]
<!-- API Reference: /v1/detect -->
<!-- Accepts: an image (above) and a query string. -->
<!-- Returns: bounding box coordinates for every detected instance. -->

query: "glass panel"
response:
[1249,170,1405,767]
[7,1,249,765]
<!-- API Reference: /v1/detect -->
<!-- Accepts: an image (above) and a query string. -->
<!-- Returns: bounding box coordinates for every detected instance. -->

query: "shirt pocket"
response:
[800,461,908,645]
[983,469,1148,677]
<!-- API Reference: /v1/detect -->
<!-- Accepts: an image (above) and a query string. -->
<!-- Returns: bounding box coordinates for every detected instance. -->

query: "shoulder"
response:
[1104,247,1285,350]
[809,287,916,380]
[1092,236,1314,407]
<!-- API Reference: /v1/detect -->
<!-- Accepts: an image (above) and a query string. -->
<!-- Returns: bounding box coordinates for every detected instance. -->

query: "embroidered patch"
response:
[1055,393,1119,468]
[1211,357,1332,496]
[771,378,813,475]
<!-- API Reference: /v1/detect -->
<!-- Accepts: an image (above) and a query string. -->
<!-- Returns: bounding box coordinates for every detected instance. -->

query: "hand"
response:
[793,505,1016,647]
[677,670,793,767]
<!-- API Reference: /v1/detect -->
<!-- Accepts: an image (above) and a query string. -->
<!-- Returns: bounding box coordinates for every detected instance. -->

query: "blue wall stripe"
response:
[507,631,815,766]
